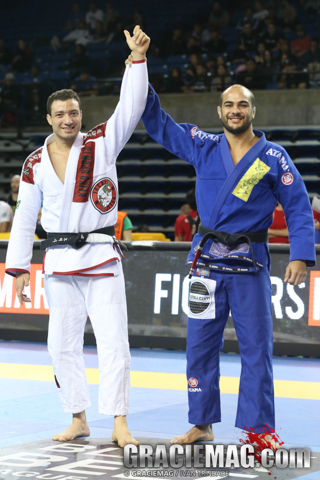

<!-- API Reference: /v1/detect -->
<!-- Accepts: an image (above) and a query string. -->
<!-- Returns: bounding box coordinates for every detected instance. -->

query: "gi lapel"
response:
[59,132,84,231]
[207,130,268,228]
[43,134,64,192]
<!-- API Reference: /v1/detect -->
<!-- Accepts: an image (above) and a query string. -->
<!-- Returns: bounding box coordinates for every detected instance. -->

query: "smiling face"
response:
[217,85,256,135]
[47,99,82,142]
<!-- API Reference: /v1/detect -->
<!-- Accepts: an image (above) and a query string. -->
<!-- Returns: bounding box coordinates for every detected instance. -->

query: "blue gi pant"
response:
[187,267,275,433]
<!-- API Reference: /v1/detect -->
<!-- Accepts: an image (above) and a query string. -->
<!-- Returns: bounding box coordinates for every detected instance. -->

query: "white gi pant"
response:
[44,263,130,416]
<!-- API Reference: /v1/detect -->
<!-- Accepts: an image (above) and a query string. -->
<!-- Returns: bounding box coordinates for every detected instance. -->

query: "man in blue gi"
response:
[139,79,316,445]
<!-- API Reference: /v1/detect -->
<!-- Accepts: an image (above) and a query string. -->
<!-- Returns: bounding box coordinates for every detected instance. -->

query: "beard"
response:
[220,114,252,135]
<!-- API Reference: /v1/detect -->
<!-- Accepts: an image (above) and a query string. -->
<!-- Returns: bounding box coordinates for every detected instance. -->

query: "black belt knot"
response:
[188,225,268,278]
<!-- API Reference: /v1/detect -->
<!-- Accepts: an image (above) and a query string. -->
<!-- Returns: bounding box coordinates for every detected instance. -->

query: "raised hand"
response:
[124,25,150,61]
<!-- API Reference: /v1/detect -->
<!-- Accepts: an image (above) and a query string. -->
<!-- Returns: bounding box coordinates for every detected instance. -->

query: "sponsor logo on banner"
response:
[90,177,117,213]
[308,271,320,326]
[281,172,294,185]
[0,264,48,314]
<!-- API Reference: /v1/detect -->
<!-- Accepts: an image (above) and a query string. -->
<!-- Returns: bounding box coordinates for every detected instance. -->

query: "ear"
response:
[46,114,52,126]
[252,106,256,119]
[217,105,222,119]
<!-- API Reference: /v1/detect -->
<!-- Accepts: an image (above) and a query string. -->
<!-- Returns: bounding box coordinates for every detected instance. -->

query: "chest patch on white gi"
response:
[232,158,270,202]
[189,280,211,315]
[90,177,117,213]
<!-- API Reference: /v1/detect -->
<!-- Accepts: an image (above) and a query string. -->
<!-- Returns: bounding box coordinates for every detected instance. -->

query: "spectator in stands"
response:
[11,39,32,73]
[277,0,298,31]
[304,39,320,79]
[115,211,133,241]
[278,39,292,60]
[93,20,107,42]
[69,44,90,79]
[165,68,185,93]
[252,1,269,28]
[237,7,258,32]
[278,57,309,89]
[203,29,226,54]
[128,9,147,34]
[68,2,84,27]
[0,38,12,72]
[188,54,203,74]
[103,2,118,24]
[71,69,99,96]
[209,2,230,29]
[24,65,44,84]
[5,175,20,214]
[187,36,202,55]
[254,42,267,65]
[0,201,13,233]
[263,23,281,52]
[237,57,266,89]
[211,64,232,91]
[268,204,289,243]
[191,64,210,93]
[239,22,259,52]
[85,2,103,33]
[174,188,198,242]
[261,49,280,83]
[0,73,22,128]
[104,7,120,42]
[191,23,204,46]
[166,27,187,55]
[291,25,311,59]
[63,20,93,46]
[22,66,46,120]
[206,56,217,76]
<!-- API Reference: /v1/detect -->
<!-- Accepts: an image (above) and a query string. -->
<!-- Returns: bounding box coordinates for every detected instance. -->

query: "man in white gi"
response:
[5,26,150,447]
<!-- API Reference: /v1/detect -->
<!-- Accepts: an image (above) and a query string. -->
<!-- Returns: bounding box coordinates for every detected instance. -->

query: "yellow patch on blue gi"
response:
[232,158,271,202]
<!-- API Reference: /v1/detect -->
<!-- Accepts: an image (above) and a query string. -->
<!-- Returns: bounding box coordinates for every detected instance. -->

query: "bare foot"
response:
[53,411,90,442]
[112,416,139,448]
[171,424,214,445]
[256,434,281,451]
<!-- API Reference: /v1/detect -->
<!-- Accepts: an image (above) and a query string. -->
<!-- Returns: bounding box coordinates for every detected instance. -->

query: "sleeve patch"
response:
[281,172,294,185]
[83,122,107,143]
[22,147,43,184]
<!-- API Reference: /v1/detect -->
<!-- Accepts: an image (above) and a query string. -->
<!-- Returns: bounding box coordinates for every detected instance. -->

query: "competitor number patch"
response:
[90,177,117,213]
[232,158,270,202]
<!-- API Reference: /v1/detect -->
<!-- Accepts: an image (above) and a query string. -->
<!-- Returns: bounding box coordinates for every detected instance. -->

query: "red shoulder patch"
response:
[83,122,107,143]
[22,147,43,184]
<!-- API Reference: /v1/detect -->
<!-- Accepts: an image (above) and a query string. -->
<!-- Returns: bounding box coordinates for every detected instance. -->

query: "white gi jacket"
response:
[6,60,148,277]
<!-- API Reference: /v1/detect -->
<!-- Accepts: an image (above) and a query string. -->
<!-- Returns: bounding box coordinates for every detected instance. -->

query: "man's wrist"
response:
[130,52,146,62]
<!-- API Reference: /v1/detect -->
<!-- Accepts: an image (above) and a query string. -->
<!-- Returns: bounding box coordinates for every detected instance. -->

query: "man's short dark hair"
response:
[47,89,81,115]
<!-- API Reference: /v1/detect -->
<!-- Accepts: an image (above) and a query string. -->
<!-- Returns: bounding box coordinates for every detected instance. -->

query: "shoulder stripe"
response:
[22,147,43,185]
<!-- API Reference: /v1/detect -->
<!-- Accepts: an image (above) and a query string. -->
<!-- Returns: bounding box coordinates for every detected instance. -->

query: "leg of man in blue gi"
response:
[185,268,274,437]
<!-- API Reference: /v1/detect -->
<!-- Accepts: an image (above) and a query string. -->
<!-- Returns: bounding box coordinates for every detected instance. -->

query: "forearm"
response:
[268,228,288,237]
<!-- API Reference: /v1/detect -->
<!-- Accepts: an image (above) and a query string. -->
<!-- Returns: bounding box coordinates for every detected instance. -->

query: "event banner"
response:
[0,242,319,348]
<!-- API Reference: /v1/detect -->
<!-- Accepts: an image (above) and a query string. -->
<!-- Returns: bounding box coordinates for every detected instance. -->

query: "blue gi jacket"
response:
[142,86,316,272]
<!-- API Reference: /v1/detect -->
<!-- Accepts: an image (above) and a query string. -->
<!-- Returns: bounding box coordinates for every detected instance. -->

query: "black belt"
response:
[198,225,268,245]
[40,226,116,250]
[189,225,268,278]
